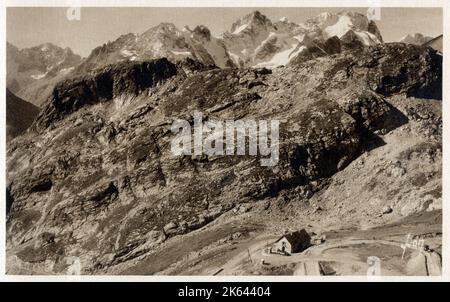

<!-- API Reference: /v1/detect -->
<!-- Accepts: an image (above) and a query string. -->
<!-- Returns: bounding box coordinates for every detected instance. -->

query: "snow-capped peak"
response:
[316,12,382,45]
[221,10,384,69]
[67,10,384,75]
[145,22,180,36]
[323,14,353,38]
[229,10,273,35]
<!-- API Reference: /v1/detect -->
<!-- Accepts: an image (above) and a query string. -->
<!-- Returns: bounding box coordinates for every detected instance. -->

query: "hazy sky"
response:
[7,7,443,57]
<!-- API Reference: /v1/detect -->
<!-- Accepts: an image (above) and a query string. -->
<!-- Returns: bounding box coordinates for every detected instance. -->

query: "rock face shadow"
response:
[382,102,410,132]
[359,101,409,153]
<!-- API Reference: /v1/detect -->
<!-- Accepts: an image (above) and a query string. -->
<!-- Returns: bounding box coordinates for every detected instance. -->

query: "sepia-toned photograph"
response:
[3,1,444,279]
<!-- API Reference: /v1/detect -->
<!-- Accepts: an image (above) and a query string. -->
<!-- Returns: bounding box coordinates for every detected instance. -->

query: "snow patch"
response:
[288,45,307,61]
[354,31,380,46]
[30,72,48,80]
[121,49,137,57]
[232,23,249,35]
[59,67,75,74]
[227,51,241,66]
[254,42,300,69]
[318,12,333,21]
[323,14,381,46]
[171,50,192,56]
[254,32,277,54]
[324,15,353,38]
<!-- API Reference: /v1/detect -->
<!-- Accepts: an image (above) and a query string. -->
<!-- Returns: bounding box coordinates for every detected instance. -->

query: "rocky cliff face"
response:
[6,42,442,274]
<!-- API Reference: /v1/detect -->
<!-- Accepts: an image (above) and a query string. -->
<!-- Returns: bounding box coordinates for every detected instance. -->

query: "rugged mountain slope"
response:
[302,96,442,230]
[6,89,40,142]
[6,42,82,106]
[6,42,441,274]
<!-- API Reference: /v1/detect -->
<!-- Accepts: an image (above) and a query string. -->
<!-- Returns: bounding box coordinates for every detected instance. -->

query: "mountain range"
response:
[8,11,443,109]
[76,10,385,71]
[7,10,390,106]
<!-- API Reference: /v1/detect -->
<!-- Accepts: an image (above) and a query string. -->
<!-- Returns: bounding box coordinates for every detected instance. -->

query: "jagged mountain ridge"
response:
[78,10,385,71]
[223,11,384,68]
[6,10,384,107]
[7,11,382,106]
[74,22,234,76]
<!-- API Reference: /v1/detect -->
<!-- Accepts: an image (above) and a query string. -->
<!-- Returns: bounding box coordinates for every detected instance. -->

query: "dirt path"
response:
[217,237,433,276]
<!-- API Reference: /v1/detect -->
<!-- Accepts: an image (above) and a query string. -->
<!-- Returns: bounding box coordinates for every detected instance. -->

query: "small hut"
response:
[272,229,311,255]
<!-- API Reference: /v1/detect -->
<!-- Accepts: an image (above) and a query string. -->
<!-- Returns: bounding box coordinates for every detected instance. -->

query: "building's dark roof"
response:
[276,229,310,246]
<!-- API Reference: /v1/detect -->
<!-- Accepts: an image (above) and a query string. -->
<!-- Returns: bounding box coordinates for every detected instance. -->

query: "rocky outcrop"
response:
[336,90,408,133]
[361,44,442,99]
[33,58,178,130]
[291,43,442,100]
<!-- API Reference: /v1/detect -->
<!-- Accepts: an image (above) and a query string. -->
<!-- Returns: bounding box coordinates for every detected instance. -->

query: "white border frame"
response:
[0,0,448,282]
